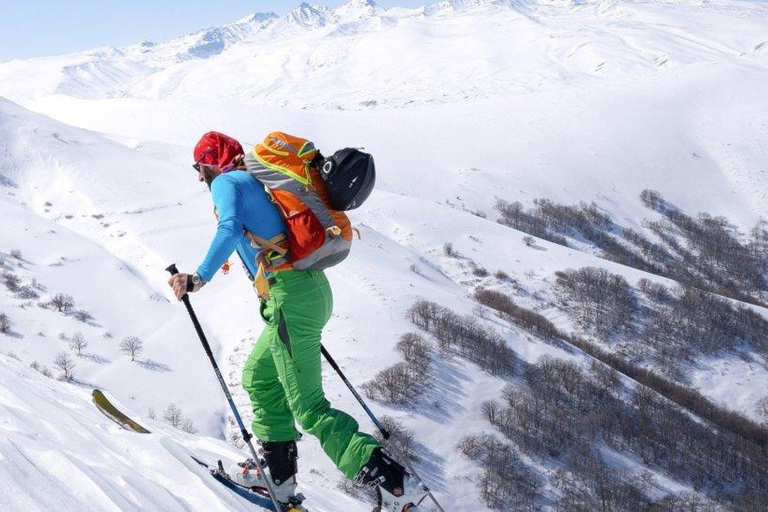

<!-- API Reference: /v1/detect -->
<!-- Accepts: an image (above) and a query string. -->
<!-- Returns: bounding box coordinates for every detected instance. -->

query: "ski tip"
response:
[92,389,151,434]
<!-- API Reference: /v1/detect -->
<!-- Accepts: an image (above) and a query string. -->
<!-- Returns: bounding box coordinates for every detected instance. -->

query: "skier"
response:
[168,131,427,511]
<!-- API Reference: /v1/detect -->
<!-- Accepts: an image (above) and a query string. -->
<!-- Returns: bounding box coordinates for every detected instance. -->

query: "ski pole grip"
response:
[166,264,180,276]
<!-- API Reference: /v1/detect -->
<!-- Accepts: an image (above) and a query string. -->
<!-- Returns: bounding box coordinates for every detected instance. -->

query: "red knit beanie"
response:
[193,131,244,169]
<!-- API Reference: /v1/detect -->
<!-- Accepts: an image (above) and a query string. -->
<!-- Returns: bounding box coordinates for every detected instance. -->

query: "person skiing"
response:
[168,131,426,511]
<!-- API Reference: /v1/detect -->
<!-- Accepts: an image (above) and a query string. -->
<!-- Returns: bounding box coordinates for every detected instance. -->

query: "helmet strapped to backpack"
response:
[245,132,373,272]
[319,148,376,211]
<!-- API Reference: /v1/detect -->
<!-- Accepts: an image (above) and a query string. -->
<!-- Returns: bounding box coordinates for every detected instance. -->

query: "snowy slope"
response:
[1,90,761,509]
[1,0,768,509]
[0,353,360,511]
[0,96,521,509]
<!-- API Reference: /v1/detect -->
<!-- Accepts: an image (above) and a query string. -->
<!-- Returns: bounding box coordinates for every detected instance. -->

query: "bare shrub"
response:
[161,405,197,434]
[73,310,93,323]
[591,360,620,390]
[554,267,637,339]
[69,332,88,355]
[120,336,144,361]
[29,361,53,378]
[53,351,76,380]
[474,288,561,340]
[16,285,39,299]
[396,333,430,367]
[523,235,536,247]
[640,189,665,211]
[495,270,510,280]
[407,299,516,376]
[757,397,768,425]
[0,312,10,333]
[475,289,516,317]
[164,403,183,427]
[2,272,20,292]
[181,418,198,434]
[406,299,444,331]
[459,433,539,510]
[637,278,671,303]
[481,399,501,424]
[10,249,23,260]
[362,362,424,405]
[51,293,75,313]
[443,243,455,257]
[470,262,489,277]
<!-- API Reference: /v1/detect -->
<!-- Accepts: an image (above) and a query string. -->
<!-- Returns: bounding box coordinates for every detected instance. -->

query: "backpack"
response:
[244,131,375,271]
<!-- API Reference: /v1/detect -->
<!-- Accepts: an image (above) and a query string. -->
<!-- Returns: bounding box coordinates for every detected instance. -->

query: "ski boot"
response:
[228,440,306,510]
[356,448,428,512]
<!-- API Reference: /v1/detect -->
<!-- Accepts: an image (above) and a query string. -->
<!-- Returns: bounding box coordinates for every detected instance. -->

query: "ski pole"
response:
[166,264,283,511]
[233,255,444,511]
[321,345,445,511]
[319,345,391,438]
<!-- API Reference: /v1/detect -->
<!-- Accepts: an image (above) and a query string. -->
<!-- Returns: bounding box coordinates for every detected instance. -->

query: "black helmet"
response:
[320,148,376,211]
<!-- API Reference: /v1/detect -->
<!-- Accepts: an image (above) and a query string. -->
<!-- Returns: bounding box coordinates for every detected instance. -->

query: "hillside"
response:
[0,353,359,511]
[1,0,768,510]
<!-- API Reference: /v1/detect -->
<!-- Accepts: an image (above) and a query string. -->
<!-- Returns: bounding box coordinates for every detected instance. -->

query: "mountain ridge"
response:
[3,0,766,109]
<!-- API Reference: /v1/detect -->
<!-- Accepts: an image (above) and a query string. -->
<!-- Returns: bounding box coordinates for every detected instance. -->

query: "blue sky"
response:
[0,0,423,61]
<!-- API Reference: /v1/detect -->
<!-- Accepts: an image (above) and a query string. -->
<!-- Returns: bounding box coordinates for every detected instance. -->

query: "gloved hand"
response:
[167,272,206,301]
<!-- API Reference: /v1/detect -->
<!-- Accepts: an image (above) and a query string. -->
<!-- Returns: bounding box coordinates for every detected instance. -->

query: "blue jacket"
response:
[195,170,287,282]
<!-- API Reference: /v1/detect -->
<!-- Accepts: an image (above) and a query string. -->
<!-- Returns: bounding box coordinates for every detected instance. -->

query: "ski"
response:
[90,391,304,510]
[190,455,307,511]
[92,389,150,433]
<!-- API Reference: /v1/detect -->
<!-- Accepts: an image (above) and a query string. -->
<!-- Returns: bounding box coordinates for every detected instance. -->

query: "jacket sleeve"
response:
[195,175,244,282]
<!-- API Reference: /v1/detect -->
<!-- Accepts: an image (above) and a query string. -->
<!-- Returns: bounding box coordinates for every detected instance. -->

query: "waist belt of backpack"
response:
[245,232,290,301]
[246,232,290,268]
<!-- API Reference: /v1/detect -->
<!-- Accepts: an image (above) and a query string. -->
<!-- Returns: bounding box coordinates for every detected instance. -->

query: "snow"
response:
[3,0,768,109]
[0,354,360,511]
[1,0,768,509]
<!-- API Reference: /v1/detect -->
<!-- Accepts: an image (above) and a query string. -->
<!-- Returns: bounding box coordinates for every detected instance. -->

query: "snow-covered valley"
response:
[1,0,768,510]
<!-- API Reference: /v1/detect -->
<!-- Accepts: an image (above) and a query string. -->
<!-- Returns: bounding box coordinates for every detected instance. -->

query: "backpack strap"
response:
[245,231,288,257]
[246,231,291,274]
[246,232,291,301]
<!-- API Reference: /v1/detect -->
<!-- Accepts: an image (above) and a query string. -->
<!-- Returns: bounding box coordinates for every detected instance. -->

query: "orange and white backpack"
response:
[244,131,375,273]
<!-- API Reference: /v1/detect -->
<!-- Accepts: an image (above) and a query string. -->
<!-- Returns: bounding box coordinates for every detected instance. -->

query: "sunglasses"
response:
[192,148,214,172]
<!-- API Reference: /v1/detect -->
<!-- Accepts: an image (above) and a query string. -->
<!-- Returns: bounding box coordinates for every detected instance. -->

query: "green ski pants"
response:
[242,269,380,479]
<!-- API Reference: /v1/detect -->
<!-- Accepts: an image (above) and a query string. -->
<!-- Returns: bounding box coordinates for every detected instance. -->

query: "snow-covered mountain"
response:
[2,0,768,510]
[2,0,767,109]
